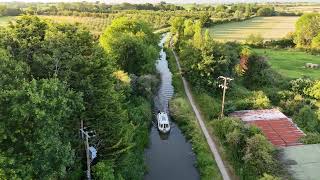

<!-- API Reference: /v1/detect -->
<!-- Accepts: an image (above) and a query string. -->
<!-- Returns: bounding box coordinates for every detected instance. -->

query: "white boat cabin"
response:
[157,112,170,133]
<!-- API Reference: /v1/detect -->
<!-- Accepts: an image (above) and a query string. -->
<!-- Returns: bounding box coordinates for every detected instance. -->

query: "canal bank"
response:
[144,34,199,180]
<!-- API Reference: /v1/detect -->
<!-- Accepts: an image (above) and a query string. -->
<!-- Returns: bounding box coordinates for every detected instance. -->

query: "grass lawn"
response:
[254,49,320,79]
[0,16,17,26]
[205,16,299,42]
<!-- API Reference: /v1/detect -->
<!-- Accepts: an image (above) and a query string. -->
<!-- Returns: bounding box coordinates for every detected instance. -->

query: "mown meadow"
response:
[254,49,320,79]
[206,16,298,41]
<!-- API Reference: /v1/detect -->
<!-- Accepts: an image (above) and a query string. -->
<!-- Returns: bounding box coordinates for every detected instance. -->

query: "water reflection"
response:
[144,34,199,180]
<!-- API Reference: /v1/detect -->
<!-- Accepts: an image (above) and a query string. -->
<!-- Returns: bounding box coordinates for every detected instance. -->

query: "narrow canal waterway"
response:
[144,34,199,180]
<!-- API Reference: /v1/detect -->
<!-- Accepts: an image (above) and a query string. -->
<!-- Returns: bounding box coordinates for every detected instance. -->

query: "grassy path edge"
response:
[168,44,231,180]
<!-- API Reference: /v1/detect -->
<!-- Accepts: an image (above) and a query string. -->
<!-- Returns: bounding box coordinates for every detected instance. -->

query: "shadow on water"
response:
[144,34,199,180]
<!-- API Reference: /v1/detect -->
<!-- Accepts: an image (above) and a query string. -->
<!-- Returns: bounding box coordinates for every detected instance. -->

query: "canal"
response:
[144,34,199,180]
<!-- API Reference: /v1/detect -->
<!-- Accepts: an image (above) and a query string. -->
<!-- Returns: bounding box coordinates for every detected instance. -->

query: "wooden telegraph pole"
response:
[218,76,233,118]
[80,120,96,180]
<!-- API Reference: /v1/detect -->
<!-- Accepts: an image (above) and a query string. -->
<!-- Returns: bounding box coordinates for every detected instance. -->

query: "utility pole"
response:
[80,120,96,180]
[218,76,233,118]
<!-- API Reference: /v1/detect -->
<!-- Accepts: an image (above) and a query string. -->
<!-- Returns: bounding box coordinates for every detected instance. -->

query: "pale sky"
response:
[0,0,319,4]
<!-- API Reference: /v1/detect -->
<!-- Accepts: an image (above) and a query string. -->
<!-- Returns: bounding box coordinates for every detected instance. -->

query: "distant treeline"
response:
[0,2,302,18]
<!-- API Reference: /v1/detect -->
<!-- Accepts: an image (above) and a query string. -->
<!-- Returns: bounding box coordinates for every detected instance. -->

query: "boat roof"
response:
[158,112,169,124]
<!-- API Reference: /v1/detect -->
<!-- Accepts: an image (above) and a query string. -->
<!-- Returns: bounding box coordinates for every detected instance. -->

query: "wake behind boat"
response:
[157,112,170,133]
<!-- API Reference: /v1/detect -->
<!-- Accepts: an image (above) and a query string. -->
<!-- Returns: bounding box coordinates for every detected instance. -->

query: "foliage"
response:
[0,78,83,179]
[166,49,222,179]
[93,161,115,180]
[100,17,158,75]
[290,78,313,95]
[245,34,264,47]
[211,118,280,179]
[294,13,320,48]
[243,54,275,89]
[311,33,320,50]
[300,132,320,144]
[259,173,281,180]
[252,91,271,109]
[305,81,320,100]
[243,134,276,177]
[170,97,222,180]
[257,7,275,17]
[0,15,156,179]
[293,105,319,132]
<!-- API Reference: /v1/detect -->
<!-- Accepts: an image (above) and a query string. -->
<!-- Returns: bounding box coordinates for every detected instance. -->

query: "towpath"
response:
[171,47,231,180]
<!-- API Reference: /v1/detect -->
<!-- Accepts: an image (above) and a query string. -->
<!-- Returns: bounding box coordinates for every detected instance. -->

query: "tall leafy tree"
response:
[100,17,158,75]
[294,13,320,47]
[0,78,83,179]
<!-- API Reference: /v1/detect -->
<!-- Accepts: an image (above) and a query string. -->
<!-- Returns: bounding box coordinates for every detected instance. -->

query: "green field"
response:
[0,16,17,26]
[206,16,299,42]
[39,15,112,35]
[254,49,320,79]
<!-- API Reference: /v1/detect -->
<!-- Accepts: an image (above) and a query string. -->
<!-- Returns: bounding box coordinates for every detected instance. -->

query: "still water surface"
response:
[144,34,199,180]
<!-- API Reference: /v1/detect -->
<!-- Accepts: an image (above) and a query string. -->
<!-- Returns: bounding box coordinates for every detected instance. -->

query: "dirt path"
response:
[171,48,231,180]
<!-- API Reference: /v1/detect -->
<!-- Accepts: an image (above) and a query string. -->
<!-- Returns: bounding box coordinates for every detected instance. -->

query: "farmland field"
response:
[39,15,113,35]
[206,16,299,42]
[0,16,17,26]
[276,5,320,13]
[254,49,320,79]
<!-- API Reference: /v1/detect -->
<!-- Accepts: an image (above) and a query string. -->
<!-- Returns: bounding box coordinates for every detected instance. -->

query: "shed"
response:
[230,109,305,147]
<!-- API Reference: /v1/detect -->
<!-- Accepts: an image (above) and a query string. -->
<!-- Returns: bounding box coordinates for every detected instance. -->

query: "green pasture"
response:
[254,49,320,79]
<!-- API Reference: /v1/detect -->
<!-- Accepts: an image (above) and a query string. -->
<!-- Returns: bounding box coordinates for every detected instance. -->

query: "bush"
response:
[259,173,281,180]
[252,91,271,109]
[293,105,319,132]
[243,134,276,177]
[305,81,320,100]
[243,55,275,89]
[245,34,264,47]
[211,118,280,179]
[93,160,115,180]
[257,7,275,17]
[193,92,221,120]
[279,94,306,116]
[300,132,320,144]
[290,78,313,95]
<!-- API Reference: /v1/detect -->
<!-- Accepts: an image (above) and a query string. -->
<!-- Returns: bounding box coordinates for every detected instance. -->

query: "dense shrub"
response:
[300,132,320,144]
[245,34,264,47]
[211,118,279,179]
[243,55,275,89]
[257,7,275,17]
[290,78,313,95]
[293,105,319,132]
[279,94,306,116]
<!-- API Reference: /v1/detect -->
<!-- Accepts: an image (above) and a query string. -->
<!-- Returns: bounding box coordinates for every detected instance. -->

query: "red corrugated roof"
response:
[230,109,305,147]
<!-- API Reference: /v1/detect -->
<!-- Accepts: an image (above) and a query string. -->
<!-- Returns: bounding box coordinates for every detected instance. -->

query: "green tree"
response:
[294,13,320,47]
[245,34,264,47]
[243,134,276,177]
[93,160,115,180]
[311,33,320,50]
[169,17,185,36]
[100,17,158,75]
[0,78,83,179]
[257,7,275,17]
[0,48,29,90]
[192,21,203,49]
